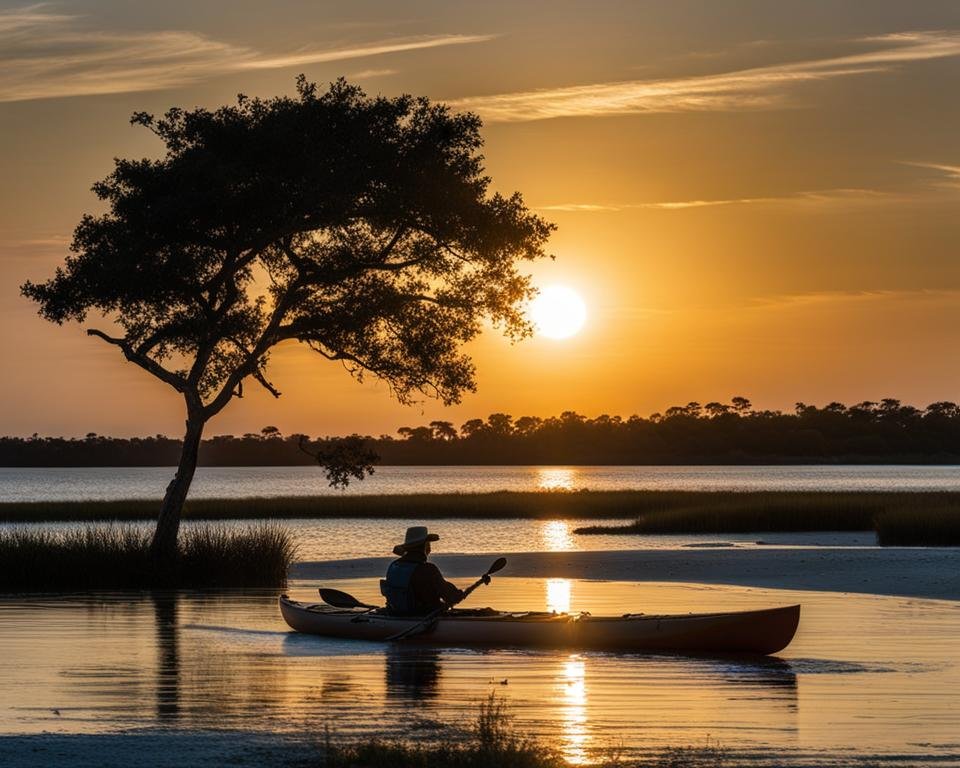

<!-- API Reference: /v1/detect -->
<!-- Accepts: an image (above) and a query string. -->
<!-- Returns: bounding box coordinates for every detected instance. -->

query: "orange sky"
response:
[2,0,960,438]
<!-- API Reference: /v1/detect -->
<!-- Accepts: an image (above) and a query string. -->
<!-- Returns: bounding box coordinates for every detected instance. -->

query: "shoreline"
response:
[292,547,960,601]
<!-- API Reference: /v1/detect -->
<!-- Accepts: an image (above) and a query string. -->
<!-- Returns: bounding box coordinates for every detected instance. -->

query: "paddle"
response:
[318,587,379,610]
[386,557,507,642]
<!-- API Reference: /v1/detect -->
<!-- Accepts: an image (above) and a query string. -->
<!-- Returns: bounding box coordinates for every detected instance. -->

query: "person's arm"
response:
[424,563,464,605]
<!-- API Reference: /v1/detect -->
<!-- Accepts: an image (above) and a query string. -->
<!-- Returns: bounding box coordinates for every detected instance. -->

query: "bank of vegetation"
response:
[0,524,295,591]
[570,492,960,546]
[3,491,959,546]
[7,398,960,466]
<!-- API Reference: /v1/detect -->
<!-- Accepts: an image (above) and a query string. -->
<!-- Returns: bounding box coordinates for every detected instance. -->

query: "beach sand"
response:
[292,547,960,601]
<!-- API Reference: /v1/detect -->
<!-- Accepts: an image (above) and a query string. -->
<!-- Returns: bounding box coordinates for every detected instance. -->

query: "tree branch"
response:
[252,368,281,398]
[202,279,302,418]
[87,328,188,393]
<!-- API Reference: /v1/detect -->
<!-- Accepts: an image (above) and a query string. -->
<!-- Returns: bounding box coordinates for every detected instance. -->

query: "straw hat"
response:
[393,526,440,556]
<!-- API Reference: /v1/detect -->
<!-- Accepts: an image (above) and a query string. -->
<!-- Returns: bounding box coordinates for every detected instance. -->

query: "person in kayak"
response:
[381,526,483,615]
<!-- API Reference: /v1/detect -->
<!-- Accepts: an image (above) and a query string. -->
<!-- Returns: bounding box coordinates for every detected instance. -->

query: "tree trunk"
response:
[151,415,205,560]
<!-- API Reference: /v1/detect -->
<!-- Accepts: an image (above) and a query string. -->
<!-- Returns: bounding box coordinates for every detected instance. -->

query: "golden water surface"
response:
[2,579,959,765]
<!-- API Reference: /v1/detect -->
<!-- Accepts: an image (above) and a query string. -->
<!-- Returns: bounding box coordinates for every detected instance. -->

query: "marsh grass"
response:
[0,523,296,591]
[875,507,960,546]
[315,693,735,767]
[3,491,958,546]
[571,491,960,546]
[0,491,645,522]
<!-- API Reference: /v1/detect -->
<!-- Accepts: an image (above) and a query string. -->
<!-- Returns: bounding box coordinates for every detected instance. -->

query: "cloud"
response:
[537,188,905,212]
[451,30,960,122]
[347,69,399,80]
[903,161,960,185]
[0,5,492,102]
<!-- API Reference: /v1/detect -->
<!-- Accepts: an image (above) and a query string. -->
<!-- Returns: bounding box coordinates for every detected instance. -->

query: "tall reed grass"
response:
[0,523,296,591]
[573,492,960,546]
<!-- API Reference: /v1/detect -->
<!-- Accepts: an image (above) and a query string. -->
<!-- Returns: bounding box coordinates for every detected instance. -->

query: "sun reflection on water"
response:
[559,655,591,764]
[536,467,578,491]
[546,578,572,614]
[541,520,575,551]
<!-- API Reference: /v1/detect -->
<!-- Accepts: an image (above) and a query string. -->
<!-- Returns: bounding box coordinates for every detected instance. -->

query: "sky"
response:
[2,0,960,438]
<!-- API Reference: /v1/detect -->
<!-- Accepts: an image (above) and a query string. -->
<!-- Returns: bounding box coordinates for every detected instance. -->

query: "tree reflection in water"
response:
[152,591,180,722]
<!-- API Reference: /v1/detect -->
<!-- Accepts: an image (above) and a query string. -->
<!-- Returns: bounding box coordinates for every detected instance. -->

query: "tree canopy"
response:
[22,76,553,417]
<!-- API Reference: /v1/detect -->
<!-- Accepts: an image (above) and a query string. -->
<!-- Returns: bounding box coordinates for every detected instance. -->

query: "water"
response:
[2,579,958,765]
[5,464,960,502]
[2,517,873,561]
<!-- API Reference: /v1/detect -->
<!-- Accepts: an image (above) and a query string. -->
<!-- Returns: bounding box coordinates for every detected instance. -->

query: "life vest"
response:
[380,560,420,614]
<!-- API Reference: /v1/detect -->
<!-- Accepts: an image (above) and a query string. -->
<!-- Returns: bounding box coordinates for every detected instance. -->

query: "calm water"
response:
[5,465,960,502]
[2,579,958,765]
[2,518,873,560]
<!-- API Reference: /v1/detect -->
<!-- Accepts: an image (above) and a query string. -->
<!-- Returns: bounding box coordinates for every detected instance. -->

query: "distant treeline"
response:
[5,397,960,467]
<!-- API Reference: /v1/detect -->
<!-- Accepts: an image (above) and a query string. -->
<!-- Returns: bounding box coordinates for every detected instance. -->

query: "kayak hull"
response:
[279,596,800,655]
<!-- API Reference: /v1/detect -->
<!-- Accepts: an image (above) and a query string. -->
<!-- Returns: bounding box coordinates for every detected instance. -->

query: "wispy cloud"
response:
[347,68,399,80]
[0,5,492,102]
[537,188,905,213]
[903,161,960,185]
[451,30,960,122]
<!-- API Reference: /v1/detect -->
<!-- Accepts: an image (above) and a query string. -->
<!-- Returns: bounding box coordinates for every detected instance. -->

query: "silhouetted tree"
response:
[486,412,514,435]
[428,420,457,441]
[731,396,752,414]
[21,77,553,558]
[704,402,731,418]
[460,418,487,438]
[10,397,960,467]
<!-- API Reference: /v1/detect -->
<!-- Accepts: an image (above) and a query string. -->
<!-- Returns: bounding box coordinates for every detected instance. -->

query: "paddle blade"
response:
[318,588,377,609]
[487,557,507,575]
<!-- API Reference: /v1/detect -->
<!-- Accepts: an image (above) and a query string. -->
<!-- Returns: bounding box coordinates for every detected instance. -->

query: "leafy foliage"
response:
[299,434,379,488]
[22,77,553,413]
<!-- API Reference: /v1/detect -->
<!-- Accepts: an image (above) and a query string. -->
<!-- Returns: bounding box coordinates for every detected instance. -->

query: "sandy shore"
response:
[292,547,960,601]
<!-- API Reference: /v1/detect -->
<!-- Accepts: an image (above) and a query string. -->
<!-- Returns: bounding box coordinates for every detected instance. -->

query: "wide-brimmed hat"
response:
[393,526,439,555]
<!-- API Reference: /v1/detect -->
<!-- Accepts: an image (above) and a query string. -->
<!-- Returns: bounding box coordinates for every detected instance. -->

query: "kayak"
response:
[279,595,800,655]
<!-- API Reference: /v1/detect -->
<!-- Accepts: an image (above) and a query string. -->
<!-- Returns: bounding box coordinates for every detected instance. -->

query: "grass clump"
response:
[321,694,561,768]
[0,523,296,591]
[315,693,739,767]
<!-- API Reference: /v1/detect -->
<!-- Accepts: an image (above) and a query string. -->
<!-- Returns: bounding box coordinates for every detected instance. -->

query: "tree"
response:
[428,420,458,441]
[703,402,731,418]
[730,396,752,414]
[486,412,514,435]
[21,78,554,558]
[460,418,488,438]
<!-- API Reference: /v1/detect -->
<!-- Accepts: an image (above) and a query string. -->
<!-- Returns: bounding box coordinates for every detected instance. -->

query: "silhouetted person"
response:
[381,527,477,615]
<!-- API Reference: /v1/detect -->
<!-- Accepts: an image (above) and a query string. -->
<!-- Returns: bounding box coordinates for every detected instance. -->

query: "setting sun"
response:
[530,285,587,339]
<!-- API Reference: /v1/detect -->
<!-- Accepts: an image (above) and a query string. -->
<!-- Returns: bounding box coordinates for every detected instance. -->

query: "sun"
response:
[529,285,587,339]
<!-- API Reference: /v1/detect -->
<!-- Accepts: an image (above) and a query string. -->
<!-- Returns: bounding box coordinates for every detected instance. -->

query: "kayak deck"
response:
[279,596,800,655]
